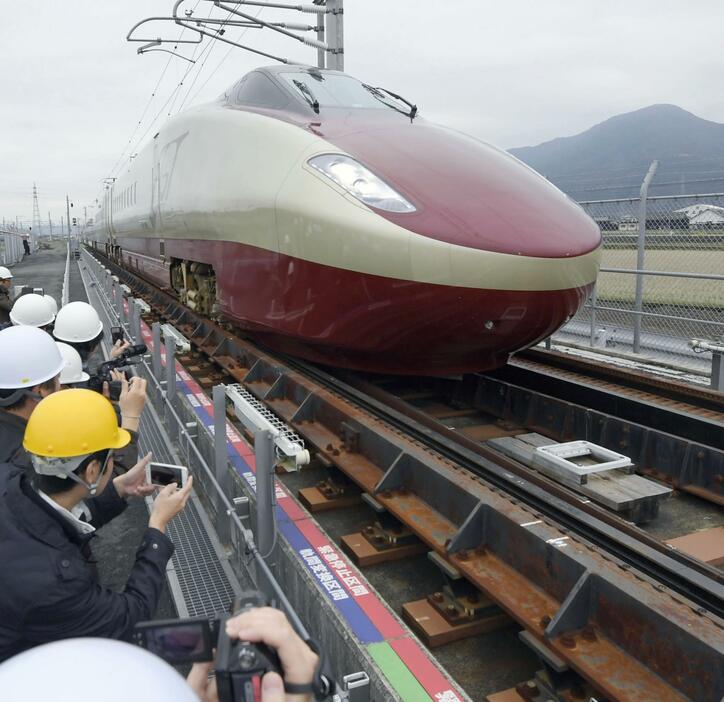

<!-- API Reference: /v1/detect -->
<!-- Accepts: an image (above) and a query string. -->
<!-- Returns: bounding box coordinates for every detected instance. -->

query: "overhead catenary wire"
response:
[181,5,266,111]
[108,0,203,181]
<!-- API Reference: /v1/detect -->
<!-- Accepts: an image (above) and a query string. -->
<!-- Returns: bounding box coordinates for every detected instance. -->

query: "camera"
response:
[146,462,188,488]
[134,592,289,702]
[87,343,147,401]
[111,326,125,345]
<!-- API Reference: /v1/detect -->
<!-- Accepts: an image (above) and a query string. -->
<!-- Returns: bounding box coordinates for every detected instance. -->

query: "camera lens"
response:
[237,646,257,670]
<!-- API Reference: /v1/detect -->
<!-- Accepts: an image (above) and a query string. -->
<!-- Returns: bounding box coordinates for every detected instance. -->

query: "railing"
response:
[556,188,724,384]
[79,248,308,636]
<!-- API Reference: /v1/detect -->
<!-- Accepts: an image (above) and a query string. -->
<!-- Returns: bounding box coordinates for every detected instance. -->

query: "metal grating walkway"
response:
[138,406,240,617]
[78,255,241,619]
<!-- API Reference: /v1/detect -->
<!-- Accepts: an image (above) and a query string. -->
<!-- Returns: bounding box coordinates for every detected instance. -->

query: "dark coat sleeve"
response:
[0,290,12,315]
[112,429,139,475]
[21,527,174,643]
[84,479,128,529]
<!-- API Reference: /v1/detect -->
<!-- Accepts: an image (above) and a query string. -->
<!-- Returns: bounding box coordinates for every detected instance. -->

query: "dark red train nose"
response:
[327,118,602,259]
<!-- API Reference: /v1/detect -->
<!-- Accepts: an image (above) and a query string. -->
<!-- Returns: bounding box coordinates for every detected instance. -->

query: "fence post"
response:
[254,430,277,565]
[213,385,232,544]
[164,332,177,401]
[152,322,163,381]
[589,281,598,346]
[113,280,123,324]
[130,300,142,344]
[633,160,658,354]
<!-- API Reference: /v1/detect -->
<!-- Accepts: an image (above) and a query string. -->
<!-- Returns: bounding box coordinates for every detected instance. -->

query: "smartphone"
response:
[146,462,188,488]
[132,617,216,664]
[111,326,124,344]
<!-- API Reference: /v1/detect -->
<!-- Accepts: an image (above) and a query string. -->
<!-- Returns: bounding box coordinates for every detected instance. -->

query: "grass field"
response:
[596,249,724,307]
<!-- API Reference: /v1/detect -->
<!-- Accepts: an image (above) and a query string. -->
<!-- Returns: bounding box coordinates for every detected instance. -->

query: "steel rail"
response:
[517,346,724,408]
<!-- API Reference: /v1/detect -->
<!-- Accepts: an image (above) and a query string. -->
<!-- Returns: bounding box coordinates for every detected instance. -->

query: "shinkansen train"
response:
[88,65,601,375]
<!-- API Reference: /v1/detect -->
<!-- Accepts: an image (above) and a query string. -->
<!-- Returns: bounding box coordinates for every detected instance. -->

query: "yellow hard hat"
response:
[24,389,131,458]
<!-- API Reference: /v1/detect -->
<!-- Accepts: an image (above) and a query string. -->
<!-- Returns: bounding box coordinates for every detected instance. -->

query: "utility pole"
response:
[66,195,72,239]
[48,211,53,240]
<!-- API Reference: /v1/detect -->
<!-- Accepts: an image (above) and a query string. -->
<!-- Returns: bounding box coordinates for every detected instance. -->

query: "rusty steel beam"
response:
[90,246,724,702]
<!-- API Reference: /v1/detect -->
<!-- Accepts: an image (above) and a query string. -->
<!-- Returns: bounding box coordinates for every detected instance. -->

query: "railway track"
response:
[87,246,724,702]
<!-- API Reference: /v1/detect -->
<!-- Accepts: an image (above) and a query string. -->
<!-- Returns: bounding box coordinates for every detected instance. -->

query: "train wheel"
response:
[170,258,218,317]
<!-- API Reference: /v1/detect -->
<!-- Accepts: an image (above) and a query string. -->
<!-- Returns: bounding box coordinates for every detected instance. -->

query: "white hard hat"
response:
[53,300,103,342]
[0,638,199,702]
[43,293,59,316]
[0,326,64,391]
[56,342,90,384]
[9,293,56,327]
[0,266,12,279]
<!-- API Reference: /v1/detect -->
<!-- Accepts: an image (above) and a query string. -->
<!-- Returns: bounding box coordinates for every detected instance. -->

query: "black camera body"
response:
[216,614,283,702]
[134,592,283,702]
[87,343,147,400]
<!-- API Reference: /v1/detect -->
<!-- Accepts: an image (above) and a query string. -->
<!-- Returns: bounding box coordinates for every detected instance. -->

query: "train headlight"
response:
[308,154,416,213]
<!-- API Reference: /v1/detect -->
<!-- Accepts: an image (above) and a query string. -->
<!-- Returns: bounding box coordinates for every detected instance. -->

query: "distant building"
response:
[674,204,724,229]
[618,216,638,232]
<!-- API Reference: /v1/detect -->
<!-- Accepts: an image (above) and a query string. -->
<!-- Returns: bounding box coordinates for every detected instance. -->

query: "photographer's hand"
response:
[119,375,147,432]
[113,452,155,499]
[148,477,194,533]
[225,608,319,702]
[110,339,131,360]
[187,662,217,702]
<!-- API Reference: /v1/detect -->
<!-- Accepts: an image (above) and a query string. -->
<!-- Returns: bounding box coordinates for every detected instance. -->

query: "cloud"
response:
[2,0,723,224]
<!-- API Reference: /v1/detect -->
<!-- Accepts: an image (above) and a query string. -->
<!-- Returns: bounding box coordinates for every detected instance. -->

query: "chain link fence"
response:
[554,191,724,373]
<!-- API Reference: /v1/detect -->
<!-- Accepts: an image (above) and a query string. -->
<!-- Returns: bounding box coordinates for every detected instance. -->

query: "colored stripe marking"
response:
[367,642,434,702]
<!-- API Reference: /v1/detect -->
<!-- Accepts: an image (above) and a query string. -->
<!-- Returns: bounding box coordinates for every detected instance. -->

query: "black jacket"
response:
[0,286,11,326]
[0,466,174,662]
[0,410,31,473]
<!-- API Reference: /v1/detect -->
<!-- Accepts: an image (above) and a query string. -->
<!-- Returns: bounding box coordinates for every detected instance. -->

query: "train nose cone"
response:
[333,120,602,258]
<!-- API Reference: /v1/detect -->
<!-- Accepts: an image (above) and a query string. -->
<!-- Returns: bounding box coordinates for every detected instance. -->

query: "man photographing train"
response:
[0,388,193,661]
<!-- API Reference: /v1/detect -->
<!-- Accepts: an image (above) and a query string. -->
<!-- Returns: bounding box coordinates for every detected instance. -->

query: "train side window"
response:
[235,71,289,110]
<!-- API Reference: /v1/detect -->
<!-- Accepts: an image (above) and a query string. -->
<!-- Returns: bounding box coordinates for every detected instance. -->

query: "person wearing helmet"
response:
[0,326,64,472]
[52,300,104,364]
[0,638,200,702]
[0,265,14,327]
[0,389,193,662]
[0,614,320,702]
[54,300,132,370]
[56,342,90,387]
[9,292,56,330]
[43,293,58,318]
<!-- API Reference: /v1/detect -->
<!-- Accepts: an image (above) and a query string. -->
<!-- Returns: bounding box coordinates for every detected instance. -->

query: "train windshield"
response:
[279,71,388,110]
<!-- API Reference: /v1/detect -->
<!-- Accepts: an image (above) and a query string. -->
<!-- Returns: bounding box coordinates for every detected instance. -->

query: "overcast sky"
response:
[2,0,723,228]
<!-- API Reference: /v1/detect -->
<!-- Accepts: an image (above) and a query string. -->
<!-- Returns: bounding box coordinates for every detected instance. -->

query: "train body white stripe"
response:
[98,105,599,292]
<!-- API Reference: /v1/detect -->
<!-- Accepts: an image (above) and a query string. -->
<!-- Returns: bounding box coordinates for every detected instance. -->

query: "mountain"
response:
[509,105,724,201]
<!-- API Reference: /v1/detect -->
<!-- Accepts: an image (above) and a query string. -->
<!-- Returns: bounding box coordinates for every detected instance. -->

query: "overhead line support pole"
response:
[325,0,343,70]
[633,160,658,354]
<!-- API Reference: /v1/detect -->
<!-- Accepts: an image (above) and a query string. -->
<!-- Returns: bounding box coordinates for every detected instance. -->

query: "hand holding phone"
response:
[146,462,188,488]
